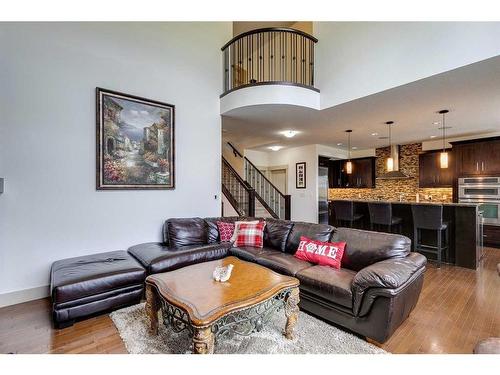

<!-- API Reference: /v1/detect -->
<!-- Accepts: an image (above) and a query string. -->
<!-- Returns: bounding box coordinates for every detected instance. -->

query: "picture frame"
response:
[96,88,175,190]
[296,162,306,189]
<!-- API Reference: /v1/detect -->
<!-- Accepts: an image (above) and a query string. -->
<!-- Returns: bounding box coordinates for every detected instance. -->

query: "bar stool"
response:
[332,200,363,228]
[411,204,449,268]
[368,202,402,234]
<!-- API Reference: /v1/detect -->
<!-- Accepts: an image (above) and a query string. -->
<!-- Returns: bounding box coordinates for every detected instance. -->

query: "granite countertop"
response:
[328,198,478,207]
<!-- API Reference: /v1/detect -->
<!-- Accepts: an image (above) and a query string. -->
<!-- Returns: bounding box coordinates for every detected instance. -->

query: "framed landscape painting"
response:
[96,88,175,190]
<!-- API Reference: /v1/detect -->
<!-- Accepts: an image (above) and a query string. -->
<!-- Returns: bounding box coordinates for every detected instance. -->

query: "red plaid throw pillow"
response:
[233,221,266,248]
[216,221,235,242]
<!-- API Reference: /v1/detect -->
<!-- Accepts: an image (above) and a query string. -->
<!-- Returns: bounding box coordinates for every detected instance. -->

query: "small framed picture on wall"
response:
[296,162,306,189]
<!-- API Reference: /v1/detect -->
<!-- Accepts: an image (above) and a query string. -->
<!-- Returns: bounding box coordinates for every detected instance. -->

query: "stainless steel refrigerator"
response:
[318,166,329,224]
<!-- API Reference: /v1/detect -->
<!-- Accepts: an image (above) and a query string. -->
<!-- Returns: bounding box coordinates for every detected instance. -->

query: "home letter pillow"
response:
[216,221,235,242]
[294,236,346,269]
[234,221,267,248]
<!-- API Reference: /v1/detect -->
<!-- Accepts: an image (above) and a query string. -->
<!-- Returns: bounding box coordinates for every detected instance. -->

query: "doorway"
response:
[269,167,287,194]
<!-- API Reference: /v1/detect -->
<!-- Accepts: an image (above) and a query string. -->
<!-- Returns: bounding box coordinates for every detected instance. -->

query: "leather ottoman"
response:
[50,250,146,328]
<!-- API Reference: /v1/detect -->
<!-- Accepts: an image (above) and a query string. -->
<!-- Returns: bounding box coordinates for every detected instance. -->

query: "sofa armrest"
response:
[351,253,427,316]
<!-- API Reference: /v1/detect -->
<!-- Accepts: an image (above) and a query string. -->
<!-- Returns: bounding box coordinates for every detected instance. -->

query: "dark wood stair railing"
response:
[222,156,255,217]
[221,27,319,97]
[244,157,291,220]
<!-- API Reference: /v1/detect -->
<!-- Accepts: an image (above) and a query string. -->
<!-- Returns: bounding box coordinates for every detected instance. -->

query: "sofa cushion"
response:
[295,265,356,309]
[294,236,346,270]
[204,217,263,243]
[216,221,235,242]
[50,250,146,304]
[264,218,294,252]
[128,242,231,274]
[228,246,276,262]
[285,222,335,254]
[234,221,266,248]
[255,252,313,276]
[332,227,411,271]
[163,217,208,247]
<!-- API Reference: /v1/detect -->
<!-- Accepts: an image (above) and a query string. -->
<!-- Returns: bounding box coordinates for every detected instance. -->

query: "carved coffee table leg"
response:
[192,326,215,354]
[284,287,300,339]
[145,284,160,335]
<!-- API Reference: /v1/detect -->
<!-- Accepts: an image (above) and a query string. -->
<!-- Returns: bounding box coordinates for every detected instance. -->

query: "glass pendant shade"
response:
[346,161,353,174]
[438,110,450,169]
[386,157,394,172]
[345,129,353,174]
[440,151,449,169]
[385,121,394,172]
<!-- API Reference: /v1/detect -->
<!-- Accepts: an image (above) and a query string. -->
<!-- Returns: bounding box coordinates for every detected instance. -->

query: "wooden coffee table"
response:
[145,256,300,354]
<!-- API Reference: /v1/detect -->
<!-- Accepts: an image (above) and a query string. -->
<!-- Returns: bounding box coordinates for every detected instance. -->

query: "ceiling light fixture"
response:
[371,132,378,136]
[438,110,450,169]
[282,130,299,138]
[430,135,437,139]
[337,143,343,146]
[345,130,353,175]
[268,145,283,152]
[385,121,395,172]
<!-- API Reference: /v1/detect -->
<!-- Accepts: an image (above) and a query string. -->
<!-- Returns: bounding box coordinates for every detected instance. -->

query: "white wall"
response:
[220,84,320,114]
[315,22,500,109]
[0,22,232,304]
[244,149,270,168]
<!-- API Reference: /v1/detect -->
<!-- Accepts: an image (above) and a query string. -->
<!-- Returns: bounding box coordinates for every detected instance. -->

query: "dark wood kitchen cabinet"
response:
[483,224,500,248]
[328,157,375,188]
[452,137,500,176]
[419,149,453,187]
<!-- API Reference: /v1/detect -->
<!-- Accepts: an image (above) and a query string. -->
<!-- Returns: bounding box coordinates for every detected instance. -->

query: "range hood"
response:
[377,145,411,180]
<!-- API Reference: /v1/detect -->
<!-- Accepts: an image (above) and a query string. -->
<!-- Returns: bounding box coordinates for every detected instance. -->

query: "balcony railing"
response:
[221,27,318,97]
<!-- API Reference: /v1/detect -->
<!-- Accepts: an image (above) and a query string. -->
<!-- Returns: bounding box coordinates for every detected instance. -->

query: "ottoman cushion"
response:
[50,250,146,304]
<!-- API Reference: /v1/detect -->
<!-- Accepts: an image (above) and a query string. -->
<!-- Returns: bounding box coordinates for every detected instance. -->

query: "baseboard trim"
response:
[0,285,50,308]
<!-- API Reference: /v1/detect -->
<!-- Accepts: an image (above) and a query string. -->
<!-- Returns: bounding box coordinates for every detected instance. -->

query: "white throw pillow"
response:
[230,220,259,242]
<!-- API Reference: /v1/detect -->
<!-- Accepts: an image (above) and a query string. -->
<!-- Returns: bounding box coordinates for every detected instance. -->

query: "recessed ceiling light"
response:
[433,121,440,125]
[352,146,358,150]
[337,143,343,146]
[371,132,378,136]
[430,135,437,138]
[281,130,299,138]
[268,145,283,151]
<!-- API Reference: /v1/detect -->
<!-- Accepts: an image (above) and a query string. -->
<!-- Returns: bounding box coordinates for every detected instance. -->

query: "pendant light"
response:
[345,130,353,174]
[438,110,449,169]
[385,121,394,172]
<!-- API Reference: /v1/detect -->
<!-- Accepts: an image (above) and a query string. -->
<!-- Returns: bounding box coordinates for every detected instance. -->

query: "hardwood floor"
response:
[1,248,499,354]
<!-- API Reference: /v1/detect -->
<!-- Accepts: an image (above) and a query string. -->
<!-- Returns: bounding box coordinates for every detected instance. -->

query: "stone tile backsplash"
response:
[328,143,453,203]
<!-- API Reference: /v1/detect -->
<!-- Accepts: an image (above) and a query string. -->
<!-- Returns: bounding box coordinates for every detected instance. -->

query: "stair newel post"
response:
[248,188,256,218]
[284,195,291,220]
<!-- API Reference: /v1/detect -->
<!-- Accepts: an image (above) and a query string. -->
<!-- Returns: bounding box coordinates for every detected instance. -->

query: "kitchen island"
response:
[328,200,482,269]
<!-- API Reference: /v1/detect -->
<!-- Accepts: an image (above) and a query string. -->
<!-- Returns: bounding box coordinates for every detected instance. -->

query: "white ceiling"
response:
[222,55,500,152]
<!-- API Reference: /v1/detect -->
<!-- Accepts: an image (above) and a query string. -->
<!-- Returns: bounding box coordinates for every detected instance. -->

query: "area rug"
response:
[110,303,387,354]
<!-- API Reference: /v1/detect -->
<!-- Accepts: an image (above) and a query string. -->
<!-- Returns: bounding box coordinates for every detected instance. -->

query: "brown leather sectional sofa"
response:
[50,216,426,343]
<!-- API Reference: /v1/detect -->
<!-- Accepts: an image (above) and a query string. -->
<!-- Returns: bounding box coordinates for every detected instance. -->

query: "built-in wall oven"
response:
[459,177,500,226]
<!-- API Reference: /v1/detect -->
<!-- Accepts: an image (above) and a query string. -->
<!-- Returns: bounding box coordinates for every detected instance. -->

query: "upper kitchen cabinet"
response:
[451,137,500,177]
[329,157,375,188]
[419,149,453,187]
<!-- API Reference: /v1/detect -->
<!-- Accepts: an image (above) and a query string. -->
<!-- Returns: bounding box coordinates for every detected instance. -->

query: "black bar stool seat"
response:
[367,202,402,234]
[411,204,449,268]
[332,200,363,228]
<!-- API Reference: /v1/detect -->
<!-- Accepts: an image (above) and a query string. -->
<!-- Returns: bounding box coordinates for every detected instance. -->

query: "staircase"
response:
[222,147,291,219]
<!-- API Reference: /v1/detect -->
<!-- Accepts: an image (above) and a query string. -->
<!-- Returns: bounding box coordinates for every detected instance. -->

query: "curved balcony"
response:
[221,27,319,98]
